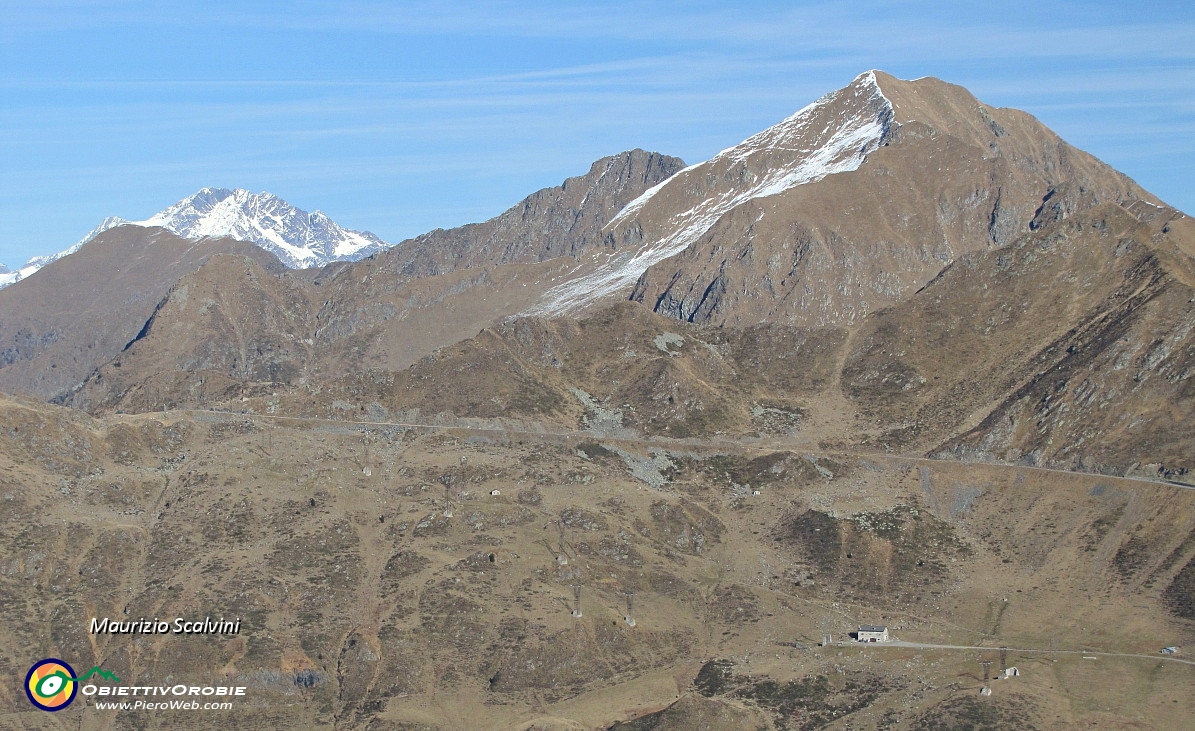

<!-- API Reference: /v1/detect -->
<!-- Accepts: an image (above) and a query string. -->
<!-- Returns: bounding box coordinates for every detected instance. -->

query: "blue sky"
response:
[1,1,1193,267]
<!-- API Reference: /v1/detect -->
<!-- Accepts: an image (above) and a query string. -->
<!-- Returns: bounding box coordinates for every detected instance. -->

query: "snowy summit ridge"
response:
[89,188,391,269]
[1,189,391,288]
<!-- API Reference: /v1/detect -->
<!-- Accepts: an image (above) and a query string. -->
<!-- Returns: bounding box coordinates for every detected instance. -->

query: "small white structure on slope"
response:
[571,586,583,618]
[857,625,889,642]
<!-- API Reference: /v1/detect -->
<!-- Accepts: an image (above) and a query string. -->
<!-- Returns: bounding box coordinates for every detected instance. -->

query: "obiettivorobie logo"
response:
[24,657,247,713]
[25,659,121,711]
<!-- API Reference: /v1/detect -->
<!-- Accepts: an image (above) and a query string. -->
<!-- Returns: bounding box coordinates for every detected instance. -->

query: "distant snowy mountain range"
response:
[0,188,391,288]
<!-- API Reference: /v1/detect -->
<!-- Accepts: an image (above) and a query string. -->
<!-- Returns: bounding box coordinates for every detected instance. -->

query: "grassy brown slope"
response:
[842,200,1195,474]
[266,302,847,441]
[0,227,284,400]
[61,253,317,414]
[1,396,1194,729]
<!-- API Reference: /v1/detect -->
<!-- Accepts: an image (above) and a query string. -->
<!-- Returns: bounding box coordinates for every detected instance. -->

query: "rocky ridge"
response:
[376,149,685,280]
[531,71,1154,328]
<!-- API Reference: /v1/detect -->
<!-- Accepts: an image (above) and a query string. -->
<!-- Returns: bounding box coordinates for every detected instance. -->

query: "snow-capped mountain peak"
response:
[86,188,391,269]
[2,189,393,288]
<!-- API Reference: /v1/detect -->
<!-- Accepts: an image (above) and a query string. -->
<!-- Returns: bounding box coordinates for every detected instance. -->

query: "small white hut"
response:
[857,625,889,642]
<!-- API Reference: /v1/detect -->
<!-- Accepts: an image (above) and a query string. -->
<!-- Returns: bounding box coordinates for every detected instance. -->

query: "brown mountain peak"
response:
[528,71,1159,326]
[0,227,283,400]
[357,148,686,282]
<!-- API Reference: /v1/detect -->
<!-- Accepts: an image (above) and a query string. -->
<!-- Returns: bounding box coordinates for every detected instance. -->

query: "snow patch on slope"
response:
[528,71,895,317]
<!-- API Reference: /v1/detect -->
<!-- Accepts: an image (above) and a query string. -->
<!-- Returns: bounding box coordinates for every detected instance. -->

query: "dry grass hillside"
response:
[844,199,1195,475]
[0,395,1193,729]
[267,302,848,442]
[0,228,285,400]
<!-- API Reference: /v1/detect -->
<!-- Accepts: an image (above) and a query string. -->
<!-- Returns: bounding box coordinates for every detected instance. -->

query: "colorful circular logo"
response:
[25,659,77,711]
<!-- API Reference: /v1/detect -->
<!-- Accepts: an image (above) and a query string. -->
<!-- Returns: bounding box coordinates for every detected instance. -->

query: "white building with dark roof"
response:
[857,625,889,642]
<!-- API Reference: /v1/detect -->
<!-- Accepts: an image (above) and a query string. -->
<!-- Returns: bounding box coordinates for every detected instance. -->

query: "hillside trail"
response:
[878,640,1195,667]
[156,408,1195,495]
